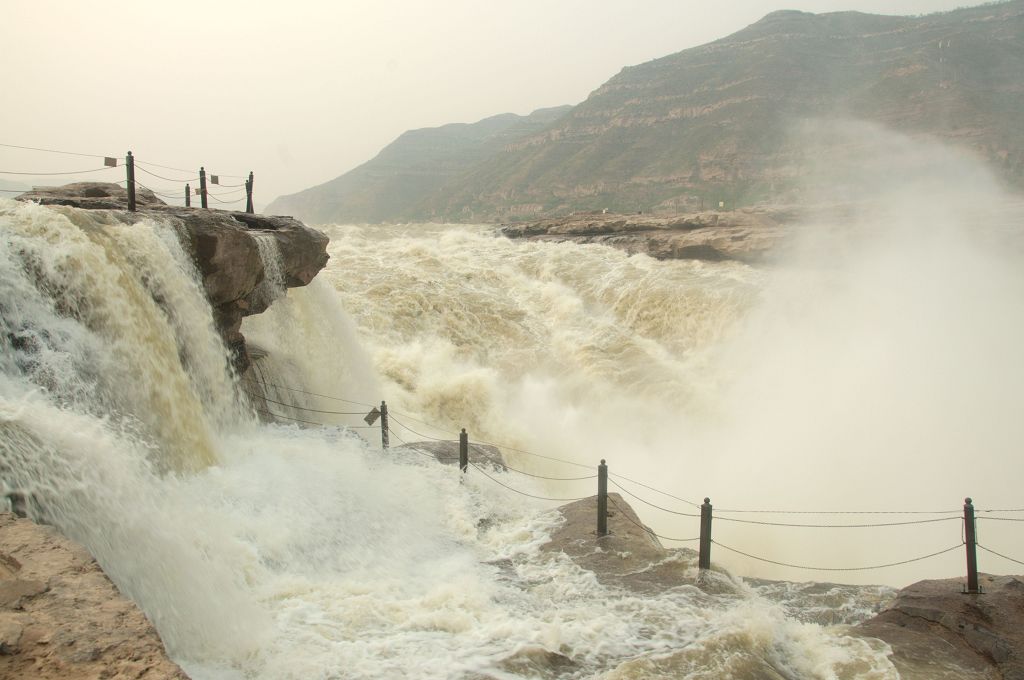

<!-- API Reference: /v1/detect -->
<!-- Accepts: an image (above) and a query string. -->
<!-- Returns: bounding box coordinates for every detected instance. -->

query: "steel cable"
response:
[716,507,962,516]
[609,473,701,508]
[132,180,184,199]
[134,159,196,175]
[712,540,965,572]
[244,390,368,416]
[386,414,453,442]
[712,515,962,529]
[238,378,377,408]
[500,465,598,482]
[207,193,245,205]
[978,544,1024,567]
[207,187,247,196]
[134,165,198,183]
[469,462,591,502]
[254,406,326,427]
[135,159,245,179]
[608,478,700,517]
[0,142,108,158]
[607,495,699,543]
[0,166,116,176]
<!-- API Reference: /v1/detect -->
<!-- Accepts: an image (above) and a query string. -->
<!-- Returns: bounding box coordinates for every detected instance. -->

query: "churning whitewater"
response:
[1,174,1023,678]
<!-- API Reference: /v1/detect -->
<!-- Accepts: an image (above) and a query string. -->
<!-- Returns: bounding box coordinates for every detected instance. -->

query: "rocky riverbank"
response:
[547,492,1024,679]
[4,480,1022,678]
[500,208,795,263]
[14,182,329,372]
[0,513,186,679]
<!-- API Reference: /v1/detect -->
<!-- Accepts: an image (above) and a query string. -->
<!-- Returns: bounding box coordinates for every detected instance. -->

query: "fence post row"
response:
[964,497,981,594]
[125,151,136,212]
[459,429,468,473]
[379,400,389,450]
[699,497,713,570]
[597,459,608,537]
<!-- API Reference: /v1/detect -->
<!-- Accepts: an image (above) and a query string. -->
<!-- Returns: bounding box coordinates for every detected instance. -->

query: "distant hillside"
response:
[273,1,1024,223]
[266,106,571,223]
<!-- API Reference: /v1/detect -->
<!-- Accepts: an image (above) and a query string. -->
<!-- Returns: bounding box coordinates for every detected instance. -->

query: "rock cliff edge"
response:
[15,182,329,371]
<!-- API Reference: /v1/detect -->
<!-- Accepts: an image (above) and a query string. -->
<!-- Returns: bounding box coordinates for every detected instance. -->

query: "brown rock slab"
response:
[542,493,705,594]
[0,513,187,679]
[854,573,1024,680]
[502,208,795,264]
[391,440,507,470]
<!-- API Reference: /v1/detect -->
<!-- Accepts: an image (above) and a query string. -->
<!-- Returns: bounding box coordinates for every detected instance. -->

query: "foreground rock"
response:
[542,492,706,594]
[391,440,507,470]
[0,513,187,679]
[854,574,1024,680]
[501,208,794,263]
[16,182,329,371]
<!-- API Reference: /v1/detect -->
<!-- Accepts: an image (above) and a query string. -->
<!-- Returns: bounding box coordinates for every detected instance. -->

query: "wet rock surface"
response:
[0,513,187,680]
[15,182,329,371]
[391,440,508,470]
[501,208,794,264]
[854,574,1024,680]
[541,492,706,595]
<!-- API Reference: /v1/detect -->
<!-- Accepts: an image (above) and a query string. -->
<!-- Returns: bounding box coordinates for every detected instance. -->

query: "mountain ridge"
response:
[267,106,571,223]
[270,0,1024,223]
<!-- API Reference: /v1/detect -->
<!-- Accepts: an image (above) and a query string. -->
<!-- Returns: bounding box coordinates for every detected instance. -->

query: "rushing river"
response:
[1,178,1022,678]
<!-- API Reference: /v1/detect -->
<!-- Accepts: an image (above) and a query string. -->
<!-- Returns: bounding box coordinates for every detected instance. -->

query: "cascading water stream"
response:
[3,124,1023,680]
[0,199,902,679]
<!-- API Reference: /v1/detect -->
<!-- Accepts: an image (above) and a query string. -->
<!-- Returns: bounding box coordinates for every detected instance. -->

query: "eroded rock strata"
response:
[502,208,792,263]
[16,182,329,371]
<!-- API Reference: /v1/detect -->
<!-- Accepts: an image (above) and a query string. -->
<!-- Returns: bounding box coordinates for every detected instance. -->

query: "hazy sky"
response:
[2,0,983,206]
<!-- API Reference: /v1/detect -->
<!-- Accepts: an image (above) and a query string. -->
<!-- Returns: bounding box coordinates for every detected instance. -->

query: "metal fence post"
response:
[964,497,980,594]
[459,428,468,473]
[699,497,713,570]
[199,167,208,209]
[380,400,389,450]
[245,171,254,213]
[597,459,608,537]
[126,151,136,212]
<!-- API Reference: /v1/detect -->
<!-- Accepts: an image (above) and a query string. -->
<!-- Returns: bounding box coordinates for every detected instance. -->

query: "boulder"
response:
[854,574,1024,680]
[0,513,187,679]
[542,493,706,594]
[16,183,329,371]
[391,440,507,470]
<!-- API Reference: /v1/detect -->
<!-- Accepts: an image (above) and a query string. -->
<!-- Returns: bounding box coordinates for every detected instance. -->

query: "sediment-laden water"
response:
[1,182,1022,678]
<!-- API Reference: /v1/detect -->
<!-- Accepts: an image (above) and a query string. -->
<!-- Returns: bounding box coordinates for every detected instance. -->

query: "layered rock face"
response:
[501,207,793,263]
[0,513,187,680]
[16,182,329,371]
